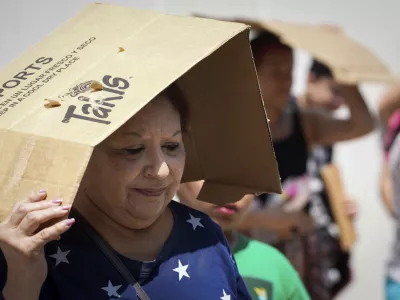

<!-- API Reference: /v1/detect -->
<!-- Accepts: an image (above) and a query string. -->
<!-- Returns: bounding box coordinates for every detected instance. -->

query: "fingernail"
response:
[61,205,71,211]
[39,189,47,194]
[52,199,63,205]
[65,218,75,226]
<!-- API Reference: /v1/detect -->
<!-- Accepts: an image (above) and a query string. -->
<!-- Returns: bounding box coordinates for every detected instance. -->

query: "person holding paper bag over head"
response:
[0,5,283,300]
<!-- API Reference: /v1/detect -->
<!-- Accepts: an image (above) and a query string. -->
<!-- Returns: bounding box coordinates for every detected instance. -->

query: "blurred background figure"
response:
[178,180,311,300]
[296,59,359,298]
[241,28,373,299]
[379,84,400,300]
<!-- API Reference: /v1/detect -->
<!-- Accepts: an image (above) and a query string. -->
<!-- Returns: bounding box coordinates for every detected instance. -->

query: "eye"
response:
[122,146,144,156]
[163,143,180,152]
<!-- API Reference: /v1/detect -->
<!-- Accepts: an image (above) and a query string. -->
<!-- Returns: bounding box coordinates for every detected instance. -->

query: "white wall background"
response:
[1,0,398,299]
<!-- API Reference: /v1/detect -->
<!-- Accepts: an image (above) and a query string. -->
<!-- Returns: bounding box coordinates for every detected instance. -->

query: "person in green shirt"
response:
[177,181,310,300]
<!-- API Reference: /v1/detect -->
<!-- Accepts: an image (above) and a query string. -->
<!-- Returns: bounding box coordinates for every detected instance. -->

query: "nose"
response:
[144,148,170,179]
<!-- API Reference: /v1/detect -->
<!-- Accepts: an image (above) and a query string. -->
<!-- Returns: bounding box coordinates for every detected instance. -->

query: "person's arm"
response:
[3,271,42,300]
[381,162,395,217]
[239,206,313,239]
[304,84,375,146]
[1,242,43,300]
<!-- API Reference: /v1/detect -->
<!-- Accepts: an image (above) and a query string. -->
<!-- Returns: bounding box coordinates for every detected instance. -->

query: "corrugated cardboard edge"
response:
[193,14,399,84]
[191,15,282,197]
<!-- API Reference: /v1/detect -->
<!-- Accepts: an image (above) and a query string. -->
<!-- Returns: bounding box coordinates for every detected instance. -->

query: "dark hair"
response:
[309,59,333,79]
[163,82,189,132]
[250,30,292,66]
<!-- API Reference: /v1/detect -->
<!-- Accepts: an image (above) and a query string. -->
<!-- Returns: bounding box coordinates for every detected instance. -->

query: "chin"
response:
[126,195,167,219]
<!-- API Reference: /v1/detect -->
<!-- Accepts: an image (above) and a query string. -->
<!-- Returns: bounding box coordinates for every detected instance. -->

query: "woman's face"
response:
[257,48,293,112]
[81,94,185,229]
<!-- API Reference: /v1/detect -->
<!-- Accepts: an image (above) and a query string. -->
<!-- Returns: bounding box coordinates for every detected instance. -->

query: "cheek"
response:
[167,155,185,183]
[103,155,143,184]
[167,147,186,179]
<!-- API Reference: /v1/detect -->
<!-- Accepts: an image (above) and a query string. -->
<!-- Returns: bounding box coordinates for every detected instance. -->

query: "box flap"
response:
[195,14,398,84]
[0,4,281,218]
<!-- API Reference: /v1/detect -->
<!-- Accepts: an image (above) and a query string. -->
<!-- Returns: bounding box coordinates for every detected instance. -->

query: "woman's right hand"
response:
[0,190,74,297]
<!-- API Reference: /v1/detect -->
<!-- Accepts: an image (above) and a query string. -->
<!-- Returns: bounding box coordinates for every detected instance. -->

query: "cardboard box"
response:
[0,4,281,220]
[195,15,398,84]
[321,164,356,251]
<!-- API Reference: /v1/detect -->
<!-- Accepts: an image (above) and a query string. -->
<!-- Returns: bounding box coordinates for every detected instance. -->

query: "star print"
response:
[186,213,204,231]
[173,259,190,281]
[221,289,231,300]
[49,247,70,266]
[101,280,122,297]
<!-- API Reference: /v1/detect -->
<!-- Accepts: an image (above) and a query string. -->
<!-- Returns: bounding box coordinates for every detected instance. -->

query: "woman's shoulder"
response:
[169,200,223,233]
[168,200,230,252]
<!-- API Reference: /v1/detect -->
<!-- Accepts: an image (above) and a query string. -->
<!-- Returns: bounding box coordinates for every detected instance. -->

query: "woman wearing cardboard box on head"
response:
[0,82,255,300]
[0,5,283,300]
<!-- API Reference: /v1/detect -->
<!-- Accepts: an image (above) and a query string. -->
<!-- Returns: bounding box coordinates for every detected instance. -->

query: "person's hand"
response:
[281,176,311,213]
[0,190,74,291]
[343,195,358,220]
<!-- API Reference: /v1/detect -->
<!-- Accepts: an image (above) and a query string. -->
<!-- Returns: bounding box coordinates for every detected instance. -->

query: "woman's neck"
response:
[73,193,173,262]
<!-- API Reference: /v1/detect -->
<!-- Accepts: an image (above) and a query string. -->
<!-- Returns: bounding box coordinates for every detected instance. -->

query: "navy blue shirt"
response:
[0,201,251,299]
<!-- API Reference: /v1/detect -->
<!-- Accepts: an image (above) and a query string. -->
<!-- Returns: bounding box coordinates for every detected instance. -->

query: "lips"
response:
[133,187,167,197]
[214,204,238,216]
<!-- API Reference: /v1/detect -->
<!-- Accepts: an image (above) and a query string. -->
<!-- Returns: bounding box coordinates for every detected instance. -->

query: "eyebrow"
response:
[122,130,182,137]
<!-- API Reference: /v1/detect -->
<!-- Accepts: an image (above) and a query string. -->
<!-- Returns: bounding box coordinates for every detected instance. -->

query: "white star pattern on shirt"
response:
[186,213,204,231]
[220,289,231,300]
[101,280,122,297]
[49,247,70,266]
[173,259,190,281]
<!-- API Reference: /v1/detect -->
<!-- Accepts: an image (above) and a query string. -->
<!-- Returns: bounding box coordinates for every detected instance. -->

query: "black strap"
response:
[73,210,150,300]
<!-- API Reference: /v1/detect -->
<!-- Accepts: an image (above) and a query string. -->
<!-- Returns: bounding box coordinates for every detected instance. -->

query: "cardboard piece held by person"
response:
[194,15,397,84]
[320,164,356,251]
[0,4,282,220]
